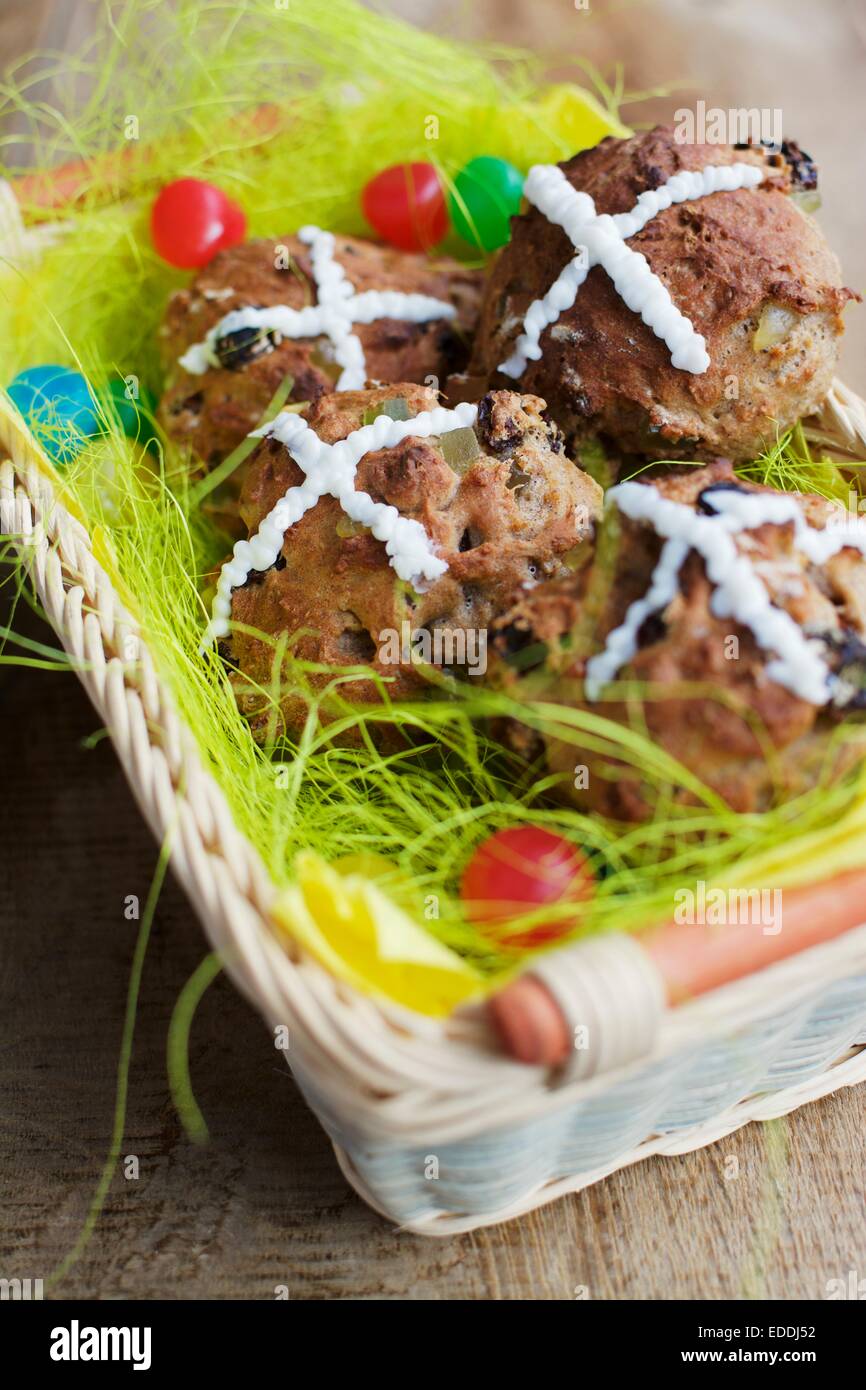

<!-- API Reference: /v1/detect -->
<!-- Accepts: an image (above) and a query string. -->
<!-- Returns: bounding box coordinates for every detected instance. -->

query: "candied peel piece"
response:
[439,425,480,473]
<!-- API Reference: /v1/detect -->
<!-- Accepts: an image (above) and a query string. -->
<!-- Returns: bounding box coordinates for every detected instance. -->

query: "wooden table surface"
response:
[1,0,864,1301]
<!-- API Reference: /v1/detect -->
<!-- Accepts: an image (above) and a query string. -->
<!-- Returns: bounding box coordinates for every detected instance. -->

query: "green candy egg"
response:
[449,156,524,252]
[106,378,158,447]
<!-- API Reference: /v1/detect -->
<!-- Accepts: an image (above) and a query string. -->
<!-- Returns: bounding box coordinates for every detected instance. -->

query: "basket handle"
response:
[490,865,866,1067]
[8,104,284,212]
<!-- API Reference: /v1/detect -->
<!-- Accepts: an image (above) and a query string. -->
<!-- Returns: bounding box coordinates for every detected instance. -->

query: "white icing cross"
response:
[203,401,479,646]
[500,161,766,379]
[585,481,866,706]
[180,225,457,387]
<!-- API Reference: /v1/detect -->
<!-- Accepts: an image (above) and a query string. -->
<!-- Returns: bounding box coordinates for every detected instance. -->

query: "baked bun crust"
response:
[223,384,602,740]
[491,460,866,819]
[470,127,855,461]
[159,234,482,470]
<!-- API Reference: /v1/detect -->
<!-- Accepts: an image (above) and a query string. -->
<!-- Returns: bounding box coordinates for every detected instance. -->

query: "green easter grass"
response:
[2,0,865,984]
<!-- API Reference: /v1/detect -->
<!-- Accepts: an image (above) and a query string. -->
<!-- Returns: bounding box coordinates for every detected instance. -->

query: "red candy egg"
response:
[361,162,448,252]
[151,178,247,270]
[461,826,594,949]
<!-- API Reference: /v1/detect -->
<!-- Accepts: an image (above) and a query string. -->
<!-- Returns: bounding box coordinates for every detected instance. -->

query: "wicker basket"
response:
[3,181,866,1235]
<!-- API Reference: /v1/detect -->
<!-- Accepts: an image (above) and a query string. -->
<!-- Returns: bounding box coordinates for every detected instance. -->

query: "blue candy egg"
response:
[7,364,100,463]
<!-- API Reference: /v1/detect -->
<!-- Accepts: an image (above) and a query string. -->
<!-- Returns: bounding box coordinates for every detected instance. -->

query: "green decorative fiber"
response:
[167,953,223,1145]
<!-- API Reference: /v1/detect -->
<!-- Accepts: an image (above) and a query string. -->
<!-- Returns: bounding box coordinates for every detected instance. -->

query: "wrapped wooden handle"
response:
[490,866,866,1067]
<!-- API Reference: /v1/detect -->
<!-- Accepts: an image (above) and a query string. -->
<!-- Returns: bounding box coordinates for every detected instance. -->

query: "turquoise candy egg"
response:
[7,365,100,464]
[449,156,524,251]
